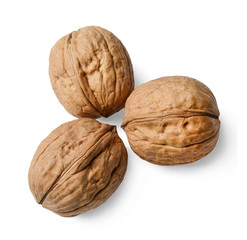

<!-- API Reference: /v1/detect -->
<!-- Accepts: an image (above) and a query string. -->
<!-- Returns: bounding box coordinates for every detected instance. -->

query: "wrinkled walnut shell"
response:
[28,118,127,217]
[49,26,134,118]
[122,76,220,165]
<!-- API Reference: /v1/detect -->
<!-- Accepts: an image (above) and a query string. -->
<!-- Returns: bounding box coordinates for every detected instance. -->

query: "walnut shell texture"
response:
[28,118,127,217]
[122,76,220,165]
[49,26,134,118]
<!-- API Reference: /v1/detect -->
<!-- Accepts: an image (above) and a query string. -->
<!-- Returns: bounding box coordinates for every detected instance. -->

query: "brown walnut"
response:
[122,76,220,165]
[49,26,134,118]
[28,118,127,217]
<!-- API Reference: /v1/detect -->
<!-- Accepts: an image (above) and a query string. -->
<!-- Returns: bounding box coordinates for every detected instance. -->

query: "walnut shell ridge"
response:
[28,118,127,217]
[122,76,220,165]
[49,26,134,118]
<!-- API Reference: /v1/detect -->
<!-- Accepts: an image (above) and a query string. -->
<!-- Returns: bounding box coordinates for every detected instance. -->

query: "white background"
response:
[0,0,246,239]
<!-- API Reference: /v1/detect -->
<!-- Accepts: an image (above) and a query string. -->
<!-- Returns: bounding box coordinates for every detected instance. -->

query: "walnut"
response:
[122,76,220,165]
[49,26,134,118]
[28,118,127,217]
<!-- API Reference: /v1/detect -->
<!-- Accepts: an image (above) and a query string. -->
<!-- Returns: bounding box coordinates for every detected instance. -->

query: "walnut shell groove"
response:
[28,118,127,217]
[49,26,134,118]
[122,76,220,165]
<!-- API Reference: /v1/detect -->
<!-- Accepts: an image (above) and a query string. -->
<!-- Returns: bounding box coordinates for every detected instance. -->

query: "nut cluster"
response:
[28,26,220,217]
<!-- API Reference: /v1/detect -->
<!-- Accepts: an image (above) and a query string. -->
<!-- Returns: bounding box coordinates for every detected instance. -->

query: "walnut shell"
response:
[28,118,127,217]
[122,76,220,165]
[49,26,134,118]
